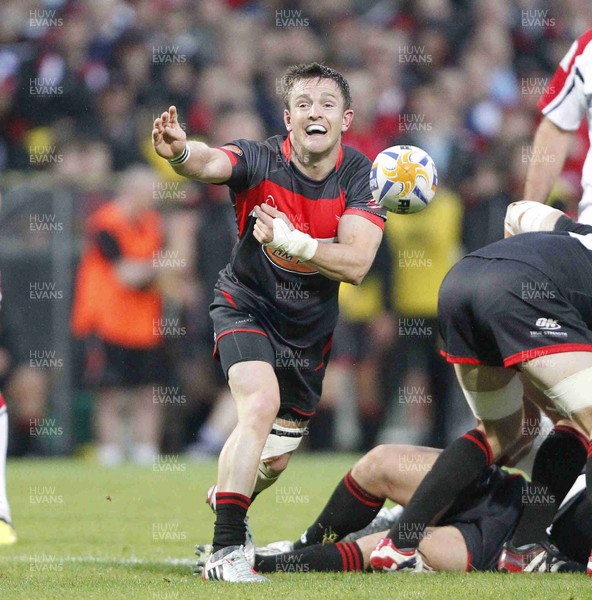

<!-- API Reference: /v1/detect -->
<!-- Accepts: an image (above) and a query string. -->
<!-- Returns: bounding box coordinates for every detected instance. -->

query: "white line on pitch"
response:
[0,555,195,566]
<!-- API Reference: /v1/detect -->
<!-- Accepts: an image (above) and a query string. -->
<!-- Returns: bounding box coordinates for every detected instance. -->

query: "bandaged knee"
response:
[544,366,592,417]
[254,422,307,493]
[504,201,558,235]
[460,376,523,421]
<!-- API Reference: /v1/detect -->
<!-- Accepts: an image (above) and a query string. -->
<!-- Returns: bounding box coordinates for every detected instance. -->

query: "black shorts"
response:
[439,256,592,368]
[210,302,332,418]
[440,466,525,571]
[83,338,164,388]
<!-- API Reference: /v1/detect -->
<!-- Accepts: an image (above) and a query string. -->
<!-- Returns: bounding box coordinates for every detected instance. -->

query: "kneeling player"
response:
[370,208,592,574]
[197,442,590,573]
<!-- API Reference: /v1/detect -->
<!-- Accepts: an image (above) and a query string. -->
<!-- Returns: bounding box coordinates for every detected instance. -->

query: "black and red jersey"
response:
[213,134,386,347]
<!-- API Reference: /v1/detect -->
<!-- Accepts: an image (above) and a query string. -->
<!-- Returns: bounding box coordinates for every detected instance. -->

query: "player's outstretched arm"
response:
[523,117,571,204]
[152,106,232,183]
[253,204,382,285]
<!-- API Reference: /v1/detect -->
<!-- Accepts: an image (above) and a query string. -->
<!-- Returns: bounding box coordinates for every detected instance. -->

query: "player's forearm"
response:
[167,141,213,179]
[308,242,377,285]
[523,117,571,203]
[169,141,230,183]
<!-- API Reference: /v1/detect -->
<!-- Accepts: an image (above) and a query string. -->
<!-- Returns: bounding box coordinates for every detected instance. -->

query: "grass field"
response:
[0,453,590,599]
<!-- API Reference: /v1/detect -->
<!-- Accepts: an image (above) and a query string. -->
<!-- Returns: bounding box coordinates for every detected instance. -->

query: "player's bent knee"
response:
[352,444,392,485]
[544,366,592,424]
[262,452,291,473]
[237,392,280,429]
[418,526,469,572]
[460,376,523,421]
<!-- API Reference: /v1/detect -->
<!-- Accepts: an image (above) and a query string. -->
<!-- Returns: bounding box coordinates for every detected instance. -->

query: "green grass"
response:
[0,454,590,599]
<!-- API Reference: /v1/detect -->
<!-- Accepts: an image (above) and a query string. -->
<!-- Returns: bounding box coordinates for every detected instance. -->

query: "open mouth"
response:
[305,124,327,137]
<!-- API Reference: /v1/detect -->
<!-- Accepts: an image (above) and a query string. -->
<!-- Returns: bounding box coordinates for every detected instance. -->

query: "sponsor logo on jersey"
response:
[530,317,567,337]
[262,245,318,274]
[535,317,561,330]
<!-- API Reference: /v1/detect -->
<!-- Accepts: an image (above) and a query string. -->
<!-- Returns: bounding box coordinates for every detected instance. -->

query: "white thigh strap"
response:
[544,366,592,417]
[460,376,523,421]
[260,422,307,461]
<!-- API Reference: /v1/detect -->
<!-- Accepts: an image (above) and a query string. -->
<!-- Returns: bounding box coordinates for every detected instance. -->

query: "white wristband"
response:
[168,144,191,166]
[504,200,557,235]
[265,218,318,261]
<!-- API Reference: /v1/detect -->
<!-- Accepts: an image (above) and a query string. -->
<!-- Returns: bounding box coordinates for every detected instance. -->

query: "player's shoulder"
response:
[341,143,372,170]
[222,135,282,156]
[565,29,592,71]
[338,144,372,189]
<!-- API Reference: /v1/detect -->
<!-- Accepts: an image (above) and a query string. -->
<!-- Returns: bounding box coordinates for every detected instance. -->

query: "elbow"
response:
[345,266,369,286]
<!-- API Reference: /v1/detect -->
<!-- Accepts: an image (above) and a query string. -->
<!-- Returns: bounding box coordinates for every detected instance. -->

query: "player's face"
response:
[284,78,353,158]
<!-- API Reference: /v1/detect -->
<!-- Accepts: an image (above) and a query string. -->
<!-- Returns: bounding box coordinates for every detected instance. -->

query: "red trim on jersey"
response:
[235,179,346,238]
[466,551,472,572]
[462,431,493,465]
[335,145,344,170]
[212,328,268,358]
[539,29,592,111]
[282,136,291,162]
[503,343,592,367]
[218,147,240,166]
[440,350,483,365]
[553,425,589,450]
[0,393,5,410]
[312,361,325,372]
[220,290,237,309]
[588,440,592,459]
[343,207,385,230]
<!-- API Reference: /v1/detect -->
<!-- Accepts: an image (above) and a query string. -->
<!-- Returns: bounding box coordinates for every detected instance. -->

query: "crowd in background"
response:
[0,0,591,459]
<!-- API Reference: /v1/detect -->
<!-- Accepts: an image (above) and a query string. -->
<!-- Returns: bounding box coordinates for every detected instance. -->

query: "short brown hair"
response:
[281,63,352,110]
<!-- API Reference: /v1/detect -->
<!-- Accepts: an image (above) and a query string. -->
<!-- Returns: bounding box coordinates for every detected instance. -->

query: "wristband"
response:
[505,200,556,235]
[168,144,191,166]
[265,218,318,261]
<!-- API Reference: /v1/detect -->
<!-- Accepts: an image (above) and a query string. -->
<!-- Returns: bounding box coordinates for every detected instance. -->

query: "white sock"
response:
[0,402,11,523]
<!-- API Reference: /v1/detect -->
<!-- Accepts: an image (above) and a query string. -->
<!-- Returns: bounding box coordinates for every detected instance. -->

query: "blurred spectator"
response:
[71,165,164,466]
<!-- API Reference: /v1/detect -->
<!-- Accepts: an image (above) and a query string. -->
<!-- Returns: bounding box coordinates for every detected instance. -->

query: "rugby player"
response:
[522,29,592,224]
[153,63,386,582]
[369,205,592,576]
[195,440,590,574]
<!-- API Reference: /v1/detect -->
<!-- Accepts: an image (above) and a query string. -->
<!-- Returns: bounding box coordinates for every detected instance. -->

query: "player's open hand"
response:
[253,204,294,245]
[152,106,187,160]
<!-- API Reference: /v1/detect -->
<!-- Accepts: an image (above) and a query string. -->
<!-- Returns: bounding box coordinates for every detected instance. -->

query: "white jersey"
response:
[540,30,592,222]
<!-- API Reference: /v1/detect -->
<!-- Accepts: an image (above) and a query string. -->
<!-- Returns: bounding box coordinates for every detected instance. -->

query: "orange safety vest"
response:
[71,201,162,348]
